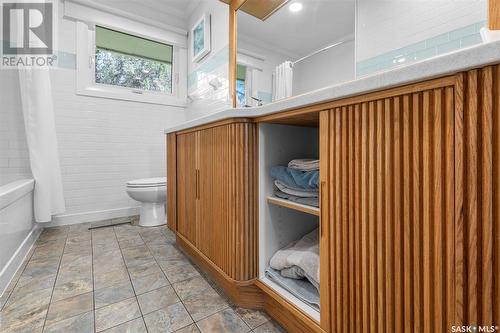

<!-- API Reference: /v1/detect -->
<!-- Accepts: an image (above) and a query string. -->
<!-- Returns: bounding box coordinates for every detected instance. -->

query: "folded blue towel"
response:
[270,166,319,190]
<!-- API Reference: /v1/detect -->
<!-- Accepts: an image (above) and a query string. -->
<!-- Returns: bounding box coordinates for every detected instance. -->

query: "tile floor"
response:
[0,217,286,333]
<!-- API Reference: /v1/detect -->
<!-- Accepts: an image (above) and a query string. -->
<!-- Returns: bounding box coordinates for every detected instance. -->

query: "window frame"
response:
[76,22,187,107]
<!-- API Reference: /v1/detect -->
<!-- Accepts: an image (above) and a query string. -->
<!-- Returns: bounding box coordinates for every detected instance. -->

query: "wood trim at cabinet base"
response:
[176,234,264,308]
[255,280,326,333]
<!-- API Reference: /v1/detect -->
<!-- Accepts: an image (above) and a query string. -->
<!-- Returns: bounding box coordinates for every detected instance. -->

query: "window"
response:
[94,26,173,94]
[236,64,246,105]
[75,21,187,107]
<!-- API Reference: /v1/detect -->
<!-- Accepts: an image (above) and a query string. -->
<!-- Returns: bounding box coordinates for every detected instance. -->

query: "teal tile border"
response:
[1,41,76,69]
[356,20,487,77]
[257,91,272,103]
[55,51,76,69]
[188,45,229,89]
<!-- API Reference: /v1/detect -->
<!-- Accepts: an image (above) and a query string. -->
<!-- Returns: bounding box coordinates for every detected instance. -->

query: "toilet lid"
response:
[127,177,166,187]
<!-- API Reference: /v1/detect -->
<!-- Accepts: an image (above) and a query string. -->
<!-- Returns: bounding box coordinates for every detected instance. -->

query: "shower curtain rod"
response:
[292,38,354,66]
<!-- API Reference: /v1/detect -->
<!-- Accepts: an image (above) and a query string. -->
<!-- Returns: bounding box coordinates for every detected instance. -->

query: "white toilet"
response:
[126,177,167,227]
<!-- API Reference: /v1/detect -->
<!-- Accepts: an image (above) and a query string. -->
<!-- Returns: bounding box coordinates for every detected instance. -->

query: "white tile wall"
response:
[0,69,31,186]
[356,0,487,61]
[50,69,186,218]
[40,3,188,223]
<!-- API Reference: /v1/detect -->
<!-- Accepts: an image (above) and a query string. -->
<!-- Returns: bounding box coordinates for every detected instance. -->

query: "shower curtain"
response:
[272,61,293,101]
[18,68,65,222]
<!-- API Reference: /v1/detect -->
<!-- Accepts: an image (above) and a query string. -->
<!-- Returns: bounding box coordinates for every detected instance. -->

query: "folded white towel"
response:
[269,228,320,287]
[288,159,319,171]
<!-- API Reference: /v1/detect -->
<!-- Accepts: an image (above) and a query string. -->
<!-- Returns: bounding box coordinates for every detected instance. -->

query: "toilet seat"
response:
[127,177,166,188]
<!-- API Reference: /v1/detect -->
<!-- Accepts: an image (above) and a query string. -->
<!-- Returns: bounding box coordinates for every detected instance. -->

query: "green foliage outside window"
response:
[95,48,172,93]
[94,26,173,94]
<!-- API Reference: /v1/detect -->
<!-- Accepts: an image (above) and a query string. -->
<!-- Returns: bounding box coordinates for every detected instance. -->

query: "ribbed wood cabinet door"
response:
[324,79,458,332]
[197,122,258,281]
[176,132,198,246]
[197,126,223,261]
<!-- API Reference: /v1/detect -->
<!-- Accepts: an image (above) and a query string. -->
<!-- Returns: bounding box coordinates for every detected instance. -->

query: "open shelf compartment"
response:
[258,122,321,320]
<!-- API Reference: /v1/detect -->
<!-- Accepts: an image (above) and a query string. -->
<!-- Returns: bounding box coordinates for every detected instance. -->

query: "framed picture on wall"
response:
[191,13,211,62]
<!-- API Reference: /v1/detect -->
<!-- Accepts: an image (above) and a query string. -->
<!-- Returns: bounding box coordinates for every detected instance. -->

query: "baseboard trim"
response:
[47,206,140,227]
[0,225,41,297]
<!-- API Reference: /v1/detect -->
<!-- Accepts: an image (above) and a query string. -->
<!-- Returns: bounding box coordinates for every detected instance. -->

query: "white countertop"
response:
[165,40,500,134]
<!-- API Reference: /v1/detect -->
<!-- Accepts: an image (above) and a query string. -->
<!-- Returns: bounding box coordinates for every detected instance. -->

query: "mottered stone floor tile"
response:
[252,320,287,333]
[143,302,193,333]
[93,266,130,290]
[233,306,271,329]
[159,257,201,284]
[45,292,94,326]
[42,311,94,333]
[131,271,170,295]
[0,218,286,332]
[94,297,142,332]
[176,323,201,333]
[51,277,93,303]
[101,317,147,333]
[136,285,180,315]
[127,259,163,279]
[94,281,135,309]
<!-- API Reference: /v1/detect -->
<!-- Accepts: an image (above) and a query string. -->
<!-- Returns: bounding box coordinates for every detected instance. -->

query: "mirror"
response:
[355,0,487,77]
[235,0,356,106]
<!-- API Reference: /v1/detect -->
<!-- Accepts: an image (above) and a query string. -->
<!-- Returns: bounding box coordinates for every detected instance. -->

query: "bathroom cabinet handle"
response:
[196,169,200,200]
[320,180,326,238]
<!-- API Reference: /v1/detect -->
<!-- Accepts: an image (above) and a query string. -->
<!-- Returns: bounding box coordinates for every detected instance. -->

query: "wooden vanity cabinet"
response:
[320,69,500,332]
[167,120,258,283]
[168,65,500,333]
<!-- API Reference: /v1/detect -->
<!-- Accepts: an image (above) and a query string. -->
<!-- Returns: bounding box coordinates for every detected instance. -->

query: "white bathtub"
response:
[0,179,40,296]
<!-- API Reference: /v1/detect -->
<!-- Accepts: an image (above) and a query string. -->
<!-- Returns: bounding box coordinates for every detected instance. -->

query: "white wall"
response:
[186,0,230,119]
[50,1,186,224]
[293,40,355,95]
[0,70,31,187]
[356,0,487,61]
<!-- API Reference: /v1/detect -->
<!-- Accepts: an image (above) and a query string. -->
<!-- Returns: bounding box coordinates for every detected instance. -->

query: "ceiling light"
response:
[289,2,303,12]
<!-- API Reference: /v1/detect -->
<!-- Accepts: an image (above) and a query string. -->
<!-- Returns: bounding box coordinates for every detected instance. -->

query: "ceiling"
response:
[238,0,355,59]
[88,0,201,30]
